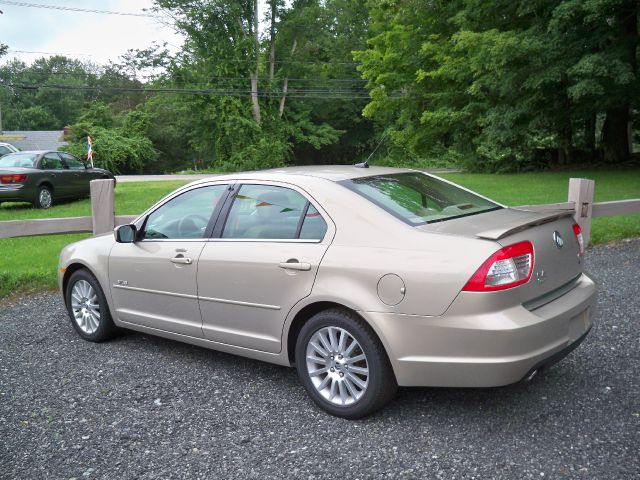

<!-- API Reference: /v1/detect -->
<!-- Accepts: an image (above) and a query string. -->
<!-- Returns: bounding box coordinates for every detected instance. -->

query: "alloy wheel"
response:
[305,326,370,406]
[39,188,52,208]
[70,280,101,334]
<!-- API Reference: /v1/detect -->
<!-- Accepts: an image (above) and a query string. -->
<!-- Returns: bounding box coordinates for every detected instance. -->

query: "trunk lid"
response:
[418,207,583,303]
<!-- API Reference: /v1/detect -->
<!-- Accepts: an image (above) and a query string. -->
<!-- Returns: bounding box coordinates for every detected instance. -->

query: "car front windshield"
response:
[341,172,501,225]
[0,153,38,168]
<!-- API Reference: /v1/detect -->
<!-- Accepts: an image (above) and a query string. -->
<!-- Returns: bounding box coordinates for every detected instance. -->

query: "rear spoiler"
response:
[476,209,574,240]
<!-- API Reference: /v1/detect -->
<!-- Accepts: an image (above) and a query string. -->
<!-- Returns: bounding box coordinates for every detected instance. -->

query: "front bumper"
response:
[364,273,596,387]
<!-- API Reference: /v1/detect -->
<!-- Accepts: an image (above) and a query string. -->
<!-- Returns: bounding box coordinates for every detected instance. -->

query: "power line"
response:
[7,50,362,67]
[0,0,159,17]
[8,49,96,57]
[39,72,366,83]
[0,81,384,100]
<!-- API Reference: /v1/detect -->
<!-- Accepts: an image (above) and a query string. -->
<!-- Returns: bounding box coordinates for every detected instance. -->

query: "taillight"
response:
[463,241,534,292]
[0,174,28,184]
[572,223,584,256]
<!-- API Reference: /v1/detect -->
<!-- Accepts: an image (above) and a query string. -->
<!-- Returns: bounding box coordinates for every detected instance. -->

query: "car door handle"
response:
[279,261,311,271]
[170,256,193,265]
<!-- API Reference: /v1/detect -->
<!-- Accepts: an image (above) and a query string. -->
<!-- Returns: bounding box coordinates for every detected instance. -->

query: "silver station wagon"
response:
[58,166,596,418]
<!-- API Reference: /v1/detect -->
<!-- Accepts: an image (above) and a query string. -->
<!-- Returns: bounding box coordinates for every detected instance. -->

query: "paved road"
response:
[115,174,215,183]
[1,239,638,479]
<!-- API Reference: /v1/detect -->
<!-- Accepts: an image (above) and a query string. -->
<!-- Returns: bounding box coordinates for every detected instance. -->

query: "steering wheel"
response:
[177,214,210,237]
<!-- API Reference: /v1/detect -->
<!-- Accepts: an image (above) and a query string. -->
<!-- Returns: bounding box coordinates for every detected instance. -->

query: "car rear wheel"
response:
[65,269,118,342]
[35,185,53,209]
[295,308,397,418]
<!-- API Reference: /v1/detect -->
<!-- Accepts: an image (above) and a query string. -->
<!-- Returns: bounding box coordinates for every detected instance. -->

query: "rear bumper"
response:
[363,273,596,387]
[0,184,29,201]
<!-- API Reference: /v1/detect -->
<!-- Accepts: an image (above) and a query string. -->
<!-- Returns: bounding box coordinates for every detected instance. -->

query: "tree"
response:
[356,0,640,171]
[149,0,351,170]
[63,103,157,174]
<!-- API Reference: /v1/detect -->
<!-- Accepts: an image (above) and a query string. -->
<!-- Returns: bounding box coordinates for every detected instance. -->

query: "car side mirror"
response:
[115,224,137,243]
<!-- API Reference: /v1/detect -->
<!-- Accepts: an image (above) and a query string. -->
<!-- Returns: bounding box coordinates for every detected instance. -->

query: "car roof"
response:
[3,150,48,155]
[195,165,412,184]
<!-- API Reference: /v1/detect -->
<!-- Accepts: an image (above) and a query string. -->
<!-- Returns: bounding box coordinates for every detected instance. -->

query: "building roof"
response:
[0,131,67,151]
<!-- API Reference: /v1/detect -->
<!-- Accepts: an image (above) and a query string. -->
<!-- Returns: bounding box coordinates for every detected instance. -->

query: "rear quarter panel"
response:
[311,234,499,317]
[284,177,502,317]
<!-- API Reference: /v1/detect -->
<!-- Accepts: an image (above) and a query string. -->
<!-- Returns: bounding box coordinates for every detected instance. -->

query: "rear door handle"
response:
[171,256,193,265]
[279,261,311,271]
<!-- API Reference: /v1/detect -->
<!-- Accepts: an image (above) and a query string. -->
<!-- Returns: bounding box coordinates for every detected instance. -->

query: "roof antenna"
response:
[355,130,389,168]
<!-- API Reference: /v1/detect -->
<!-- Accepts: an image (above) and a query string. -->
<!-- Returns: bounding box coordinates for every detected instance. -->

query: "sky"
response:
[0,0,185,67]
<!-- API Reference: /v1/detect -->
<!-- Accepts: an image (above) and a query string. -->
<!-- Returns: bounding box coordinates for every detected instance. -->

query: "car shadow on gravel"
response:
[103,323,595,422]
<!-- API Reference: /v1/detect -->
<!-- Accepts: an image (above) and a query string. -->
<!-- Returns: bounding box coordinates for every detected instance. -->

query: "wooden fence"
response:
[0,178,638,246]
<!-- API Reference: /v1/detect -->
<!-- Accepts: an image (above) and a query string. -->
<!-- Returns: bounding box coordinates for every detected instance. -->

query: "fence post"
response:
[90,179,115,235]
[568,178,595,247]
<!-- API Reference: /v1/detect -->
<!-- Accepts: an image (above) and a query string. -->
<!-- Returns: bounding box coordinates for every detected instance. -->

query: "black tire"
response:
[34,185,53,209]
[295,308,397,419]
[64,269,118,342]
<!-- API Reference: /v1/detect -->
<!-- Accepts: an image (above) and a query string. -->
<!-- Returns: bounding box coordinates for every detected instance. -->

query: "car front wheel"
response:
[295,308,397,418]
[35,185,53,209]
[65,269,118,342]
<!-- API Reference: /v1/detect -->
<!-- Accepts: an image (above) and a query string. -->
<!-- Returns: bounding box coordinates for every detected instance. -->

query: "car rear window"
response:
[0,153,37,168]
[340,172,501,225]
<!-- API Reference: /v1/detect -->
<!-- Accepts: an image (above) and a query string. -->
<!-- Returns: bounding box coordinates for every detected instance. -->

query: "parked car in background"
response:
[58,166,596,418]
[0,150,114,208]
[0,142,19,157]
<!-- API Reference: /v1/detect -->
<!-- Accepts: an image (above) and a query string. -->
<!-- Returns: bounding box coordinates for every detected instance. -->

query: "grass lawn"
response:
[437,169,640,244]
[0,181,190,300]
[0,180,190,221]
[1,169,638,300]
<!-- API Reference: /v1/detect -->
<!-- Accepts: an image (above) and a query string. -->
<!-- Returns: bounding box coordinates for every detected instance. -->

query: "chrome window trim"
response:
[137,238,322,244]
[208,238,322,244]
[130,179,335,244]
[219,181,330,243]
[132,180,234,228]
[139,238,210,243]
[138,183,231,241]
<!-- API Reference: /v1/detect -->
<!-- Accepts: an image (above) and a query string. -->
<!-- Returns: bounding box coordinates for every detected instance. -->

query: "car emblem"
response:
[553,231,564,249]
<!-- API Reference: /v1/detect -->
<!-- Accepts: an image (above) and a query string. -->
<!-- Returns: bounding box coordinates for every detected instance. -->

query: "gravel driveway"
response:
[1,239,639,479]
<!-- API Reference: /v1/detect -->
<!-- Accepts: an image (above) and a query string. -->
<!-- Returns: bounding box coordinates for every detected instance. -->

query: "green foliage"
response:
[0,56,145,131]
[62,103,157,174]
[356,0,640,171]
[2,1,639,173]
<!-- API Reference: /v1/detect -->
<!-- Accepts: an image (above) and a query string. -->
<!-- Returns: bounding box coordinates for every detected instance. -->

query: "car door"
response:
[108,183,230,337]
[197,182,333,353]
[59,152,89,196]
[38,152,69,196]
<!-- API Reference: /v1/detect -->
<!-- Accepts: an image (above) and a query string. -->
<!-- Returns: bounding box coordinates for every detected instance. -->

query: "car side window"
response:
[222,184,326,240]
[60,153,85,170]
[142,185,228,240]
[41,153,63,170]
[0,146,11,156]
[299,204,328,240]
